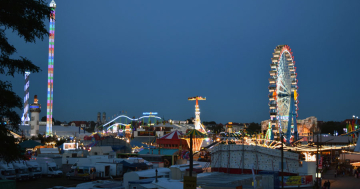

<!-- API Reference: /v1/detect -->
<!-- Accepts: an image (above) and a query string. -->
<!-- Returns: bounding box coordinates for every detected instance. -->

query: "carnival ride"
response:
[83,133,103,150]
[22,71,31,125]
[184,129,206,152]
[188,96,206,132]
[46,0,56,137]
[98,114,163,132]
[343,115,359,136]
[267,45,299,144]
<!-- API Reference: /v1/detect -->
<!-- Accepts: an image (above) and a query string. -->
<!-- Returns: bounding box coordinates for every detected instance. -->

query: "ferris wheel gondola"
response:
[268,45,299,144]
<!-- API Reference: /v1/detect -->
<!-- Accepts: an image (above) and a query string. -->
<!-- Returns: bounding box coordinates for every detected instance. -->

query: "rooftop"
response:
[138,148,179,156]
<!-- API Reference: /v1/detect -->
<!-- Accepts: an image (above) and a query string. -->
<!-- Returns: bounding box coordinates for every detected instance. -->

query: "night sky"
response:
[2,0,360,124]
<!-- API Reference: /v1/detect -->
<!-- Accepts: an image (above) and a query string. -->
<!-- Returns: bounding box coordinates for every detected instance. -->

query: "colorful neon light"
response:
[143,112,158,115]
[102,115,162,128]
[22,71,30,125]
[46,0,56,137]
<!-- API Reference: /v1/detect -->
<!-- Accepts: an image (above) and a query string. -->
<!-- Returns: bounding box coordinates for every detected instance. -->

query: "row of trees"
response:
[202,121,262,134]
[319,121,347,135]
[40,116,62,125]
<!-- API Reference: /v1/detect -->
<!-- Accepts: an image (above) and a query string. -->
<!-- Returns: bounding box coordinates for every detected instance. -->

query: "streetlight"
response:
[281,132,284,189]
[315,132,320,189]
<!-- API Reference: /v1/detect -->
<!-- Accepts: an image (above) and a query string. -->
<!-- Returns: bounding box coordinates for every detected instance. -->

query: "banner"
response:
[280,175,313,188]
[318,156,323,169]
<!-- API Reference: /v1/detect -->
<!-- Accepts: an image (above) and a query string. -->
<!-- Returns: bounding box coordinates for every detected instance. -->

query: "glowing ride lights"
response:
[101,115,162,128]
[143,112,158,126]
[22,71,31,125]
[46,0,56,137]
[268,45,298,144]
[303,152,316,161]
[188,96,206,131]
[184,129,206,152]
[143,112,158,115]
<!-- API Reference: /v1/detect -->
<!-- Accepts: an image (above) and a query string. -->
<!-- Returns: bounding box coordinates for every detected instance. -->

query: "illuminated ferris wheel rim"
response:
[269,45,298,133]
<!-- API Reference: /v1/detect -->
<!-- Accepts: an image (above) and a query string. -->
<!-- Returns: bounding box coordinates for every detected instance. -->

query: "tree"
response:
[85,121,96,133]
[203,121,217,126]
[41,116,57,124]
[0,0,51,163]
[186,118,194,124]
[209,124,224,133]
[37,134,45,144]
[41,116,46,122]
[247,122,261,133]
[319,121,345,135]
[54,120,61,125]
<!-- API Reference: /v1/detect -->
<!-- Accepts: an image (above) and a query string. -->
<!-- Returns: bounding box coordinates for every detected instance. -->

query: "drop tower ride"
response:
[188,96,206,131]
[46,0,56,137]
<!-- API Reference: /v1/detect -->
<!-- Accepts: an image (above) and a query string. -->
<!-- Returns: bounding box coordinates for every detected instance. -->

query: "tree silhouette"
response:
[0,0,51,162]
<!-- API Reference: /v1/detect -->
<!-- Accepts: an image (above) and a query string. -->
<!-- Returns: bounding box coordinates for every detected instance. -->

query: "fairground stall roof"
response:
[160,130,183,140]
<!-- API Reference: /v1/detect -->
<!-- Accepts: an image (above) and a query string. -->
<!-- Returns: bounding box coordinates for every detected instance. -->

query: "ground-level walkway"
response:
[319,166,360,189]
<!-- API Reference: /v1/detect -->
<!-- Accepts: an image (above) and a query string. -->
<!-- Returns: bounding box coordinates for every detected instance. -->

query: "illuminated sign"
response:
[63,143,78,150]
[143,112,158,115]
[280,175,313,187]
[30,106,40,109]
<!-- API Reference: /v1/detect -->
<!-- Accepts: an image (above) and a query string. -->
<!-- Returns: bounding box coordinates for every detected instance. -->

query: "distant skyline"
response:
[1,0,360,124]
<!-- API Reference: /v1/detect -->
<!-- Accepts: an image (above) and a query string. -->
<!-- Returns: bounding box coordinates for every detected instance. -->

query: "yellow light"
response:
[303,152,316,161]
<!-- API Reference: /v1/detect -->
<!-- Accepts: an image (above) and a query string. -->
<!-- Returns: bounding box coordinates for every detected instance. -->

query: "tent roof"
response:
[160,131,183,140]
[19,140,44,149]
[185,129,206,137]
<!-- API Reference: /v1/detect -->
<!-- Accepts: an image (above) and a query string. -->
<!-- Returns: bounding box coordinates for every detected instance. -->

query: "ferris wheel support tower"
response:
[188,96,206,131]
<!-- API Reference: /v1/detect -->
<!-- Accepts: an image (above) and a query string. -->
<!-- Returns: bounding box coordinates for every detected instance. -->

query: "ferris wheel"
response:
[268,45,298,144]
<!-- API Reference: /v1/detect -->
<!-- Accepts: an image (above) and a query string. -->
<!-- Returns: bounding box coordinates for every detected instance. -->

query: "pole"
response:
[149,121,151,154]
[242,136,244,174]
[155,169,158,183]
[316,132,319,189]
[331,143,332,164]
[281,133,284,189]
[190,134,193,177]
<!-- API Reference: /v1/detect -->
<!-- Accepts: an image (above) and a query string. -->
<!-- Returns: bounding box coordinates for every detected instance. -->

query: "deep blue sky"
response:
[2,0,360,124]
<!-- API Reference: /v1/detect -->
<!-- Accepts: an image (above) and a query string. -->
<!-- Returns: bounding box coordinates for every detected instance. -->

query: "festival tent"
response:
[156,130,188,150]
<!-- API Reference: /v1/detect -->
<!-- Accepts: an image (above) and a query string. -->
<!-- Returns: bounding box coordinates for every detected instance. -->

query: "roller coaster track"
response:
[96,114,163,130]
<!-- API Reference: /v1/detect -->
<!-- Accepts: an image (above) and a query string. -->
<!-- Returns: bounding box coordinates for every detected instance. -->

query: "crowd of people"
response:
[334,163,359,177]
[323,180,331,189]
